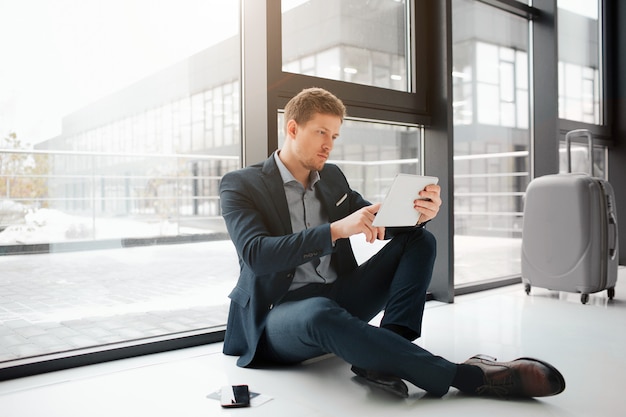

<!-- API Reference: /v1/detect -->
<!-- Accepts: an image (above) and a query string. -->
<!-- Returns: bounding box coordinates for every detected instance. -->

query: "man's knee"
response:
[408,227,436,258]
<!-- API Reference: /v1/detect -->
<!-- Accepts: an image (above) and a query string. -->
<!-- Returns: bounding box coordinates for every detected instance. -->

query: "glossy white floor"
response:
[1,268,625,417]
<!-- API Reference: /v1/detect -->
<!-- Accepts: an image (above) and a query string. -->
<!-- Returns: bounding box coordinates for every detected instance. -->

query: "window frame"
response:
[453,0,544,295]
[266,0,431,132]
[241,0,455,302]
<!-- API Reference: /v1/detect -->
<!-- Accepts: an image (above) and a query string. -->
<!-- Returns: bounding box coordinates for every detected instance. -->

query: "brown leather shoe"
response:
[351,365,409,398]
[463,354,566,397]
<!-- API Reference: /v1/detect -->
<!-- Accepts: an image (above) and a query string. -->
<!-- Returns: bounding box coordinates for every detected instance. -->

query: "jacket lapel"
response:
[261,154,293,234]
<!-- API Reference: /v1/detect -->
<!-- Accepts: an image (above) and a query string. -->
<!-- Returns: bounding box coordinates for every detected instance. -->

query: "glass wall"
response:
[557,0,606,180]
[1,0,424,370]
[1,0,611,376]
[453,0,607,286]
[282,0,410,92]
[557,0,602,124]
[0,0,240,364]
[452,0,531,285]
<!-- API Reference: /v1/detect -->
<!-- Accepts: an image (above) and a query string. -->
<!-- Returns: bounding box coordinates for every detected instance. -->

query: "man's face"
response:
[289,113,341,172]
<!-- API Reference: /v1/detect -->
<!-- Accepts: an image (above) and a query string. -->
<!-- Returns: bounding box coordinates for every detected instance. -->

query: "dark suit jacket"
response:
[219,153,371,367]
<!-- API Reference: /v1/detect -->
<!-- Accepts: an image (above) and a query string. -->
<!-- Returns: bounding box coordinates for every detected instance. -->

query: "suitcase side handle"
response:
[609,213,618,260]
[565,129,594,176]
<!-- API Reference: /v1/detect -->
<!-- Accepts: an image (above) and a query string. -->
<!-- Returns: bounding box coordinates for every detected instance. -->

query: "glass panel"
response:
[557,0,601,124]
[278,115,421,262]
[281,0,410,92]
[0,1,240,364]
[452,0,530,285]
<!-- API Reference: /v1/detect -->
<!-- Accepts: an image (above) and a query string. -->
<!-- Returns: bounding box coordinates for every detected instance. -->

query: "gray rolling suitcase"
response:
[521,129,619,304]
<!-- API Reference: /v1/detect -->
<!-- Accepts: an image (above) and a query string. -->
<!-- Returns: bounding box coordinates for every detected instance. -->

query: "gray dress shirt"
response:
[274,152,338,290]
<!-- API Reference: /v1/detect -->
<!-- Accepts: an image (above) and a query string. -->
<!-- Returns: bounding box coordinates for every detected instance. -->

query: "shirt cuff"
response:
[416,219,431,228]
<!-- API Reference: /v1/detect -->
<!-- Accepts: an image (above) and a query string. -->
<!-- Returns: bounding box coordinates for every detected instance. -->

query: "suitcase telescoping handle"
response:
[565,129,594,176]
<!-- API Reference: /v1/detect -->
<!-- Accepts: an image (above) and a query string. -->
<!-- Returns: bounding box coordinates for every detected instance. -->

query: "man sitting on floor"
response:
[218,87,565,398]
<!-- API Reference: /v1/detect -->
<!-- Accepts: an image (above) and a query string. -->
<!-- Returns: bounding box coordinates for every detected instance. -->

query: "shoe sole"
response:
[350,366,409,398]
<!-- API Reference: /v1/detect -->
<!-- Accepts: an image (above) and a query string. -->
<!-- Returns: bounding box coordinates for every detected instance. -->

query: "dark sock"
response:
[381,324,419,341]
[451,364,484,394]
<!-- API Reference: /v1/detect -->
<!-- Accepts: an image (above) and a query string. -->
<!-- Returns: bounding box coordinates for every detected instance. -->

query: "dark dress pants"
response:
[257,228,458,397]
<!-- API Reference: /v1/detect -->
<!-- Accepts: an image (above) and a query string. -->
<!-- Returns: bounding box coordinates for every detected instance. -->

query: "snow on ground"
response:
[0,202,207,244]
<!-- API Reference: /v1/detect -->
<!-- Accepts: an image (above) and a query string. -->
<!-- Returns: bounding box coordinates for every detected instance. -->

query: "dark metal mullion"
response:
[476,0,540,20]
[423,0,454,303]
[241,0,271,165]
[530,0,559,178]
[270,73,431,126]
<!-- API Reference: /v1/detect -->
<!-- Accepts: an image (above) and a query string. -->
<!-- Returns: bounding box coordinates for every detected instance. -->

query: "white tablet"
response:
[371,174,439,227]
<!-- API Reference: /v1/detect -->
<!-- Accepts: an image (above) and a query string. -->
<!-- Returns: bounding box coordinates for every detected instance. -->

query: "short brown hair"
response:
[284,87,346,128]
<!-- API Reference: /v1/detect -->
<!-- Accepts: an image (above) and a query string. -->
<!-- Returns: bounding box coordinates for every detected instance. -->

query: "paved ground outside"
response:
[0,235,522,364]
[0,240,238,363]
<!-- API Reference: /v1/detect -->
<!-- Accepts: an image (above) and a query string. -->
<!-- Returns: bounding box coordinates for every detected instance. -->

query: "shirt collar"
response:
[274,151,320,190]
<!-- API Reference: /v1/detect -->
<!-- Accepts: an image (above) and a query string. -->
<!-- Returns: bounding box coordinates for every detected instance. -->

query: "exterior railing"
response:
[1,147,535,245]
[453,150,530,236]
[0,148,239,244]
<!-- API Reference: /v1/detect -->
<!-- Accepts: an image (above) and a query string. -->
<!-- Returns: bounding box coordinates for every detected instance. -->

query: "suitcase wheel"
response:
[608,287,615,300]
[581,288,615,304]
[525,285,615,304]
[581,293,589,304]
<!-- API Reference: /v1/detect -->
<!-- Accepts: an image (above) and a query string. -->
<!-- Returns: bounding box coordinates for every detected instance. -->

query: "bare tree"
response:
[0,132,50,216]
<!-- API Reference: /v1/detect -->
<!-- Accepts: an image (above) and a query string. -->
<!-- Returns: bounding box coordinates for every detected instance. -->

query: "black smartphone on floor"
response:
[220,385,251,408]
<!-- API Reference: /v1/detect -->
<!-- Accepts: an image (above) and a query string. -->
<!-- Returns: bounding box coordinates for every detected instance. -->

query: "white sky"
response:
[557,0,599,19]
[0,0,599,146]
[0,0,238,145]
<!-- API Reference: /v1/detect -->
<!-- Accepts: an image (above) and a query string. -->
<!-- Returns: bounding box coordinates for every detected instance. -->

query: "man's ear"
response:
[286,119,298,139]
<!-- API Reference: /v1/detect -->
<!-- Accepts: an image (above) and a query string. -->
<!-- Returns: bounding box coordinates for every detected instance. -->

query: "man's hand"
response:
[414,184,442,224]
[330,203,385,244]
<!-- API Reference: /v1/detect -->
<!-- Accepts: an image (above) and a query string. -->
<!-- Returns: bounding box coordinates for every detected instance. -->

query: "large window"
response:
[452,0,531,285]
[0,1,240,367]
[1,0,435,375]
[276,0,432,267]
[2,0,609,379]
[556,0,606,180]
[274,0,431,126]
[557,0,602,124]
[281,0,410,92]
